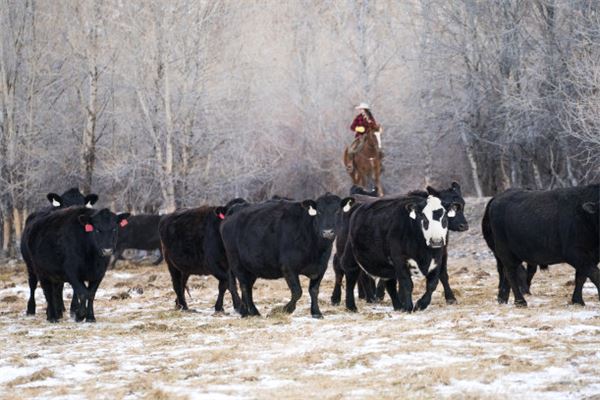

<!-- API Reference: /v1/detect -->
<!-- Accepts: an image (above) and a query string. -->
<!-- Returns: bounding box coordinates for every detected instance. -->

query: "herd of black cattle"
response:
[17,182,599,322]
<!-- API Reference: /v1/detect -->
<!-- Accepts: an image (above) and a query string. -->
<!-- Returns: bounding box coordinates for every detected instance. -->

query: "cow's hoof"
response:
[514,299,528,308]
[346,306,358,313]
[311,313,324,319]
[413,302,429,311]
[571,300,585,306]
[331,299,340,306]
[85,317,96,323]
[26,311,35,316]
[445,298,457,305]
[497,297,508,304]
[47,318,59,323]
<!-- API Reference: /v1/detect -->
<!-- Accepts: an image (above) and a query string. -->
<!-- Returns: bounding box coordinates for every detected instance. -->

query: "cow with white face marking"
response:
[341,189,449,312]
[21,188,99,317]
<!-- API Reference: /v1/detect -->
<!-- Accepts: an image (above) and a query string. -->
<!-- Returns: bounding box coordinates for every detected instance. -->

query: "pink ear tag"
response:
[120,219,129,227]
[218,213,225,220]
[84,224,94,232]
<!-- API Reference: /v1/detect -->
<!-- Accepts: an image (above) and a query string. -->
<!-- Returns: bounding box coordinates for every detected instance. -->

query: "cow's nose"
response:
[458,223,469,231]
[428,239,444,248]
[321,229,335,239]
[101,248,113,257]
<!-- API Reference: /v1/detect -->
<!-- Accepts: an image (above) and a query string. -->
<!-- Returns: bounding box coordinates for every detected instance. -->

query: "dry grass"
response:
[1,217,600,399]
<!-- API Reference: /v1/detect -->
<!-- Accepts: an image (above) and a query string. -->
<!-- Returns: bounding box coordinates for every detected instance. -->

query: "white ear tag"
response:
[308,206,317,216]
[409,210,417,220]
[85,201,93,209]
[343,203,351,213]
[448,209,456,218]
[52,199,61,207]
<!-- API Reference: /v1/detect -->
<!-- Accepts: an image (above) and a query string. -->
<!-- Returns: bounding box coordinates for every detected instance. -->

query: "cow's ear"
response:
[301,200,318,216]
[47,193,62,208]
[405,202,420,220]
[426,186,440,197]
[582,202,598,214]
[340,197,354,213]
[451,182,462,195]
[214,207,227,220]
[84,194,99,208]
[78,214,91,226]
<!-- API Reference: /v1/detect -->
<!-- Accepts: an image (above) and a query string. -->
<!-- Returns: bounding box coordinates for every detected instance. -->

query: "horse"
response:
[343,128,384,196]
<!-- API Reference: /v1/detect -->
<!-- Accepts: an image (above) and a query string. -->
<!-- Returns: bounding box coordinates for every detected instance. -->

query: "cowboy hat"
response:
[355,102,370,110]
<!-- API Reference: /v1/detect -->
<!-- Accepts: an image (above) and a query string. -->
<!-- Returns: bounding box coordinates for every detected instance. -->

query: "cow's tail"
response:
[481,197,495,253]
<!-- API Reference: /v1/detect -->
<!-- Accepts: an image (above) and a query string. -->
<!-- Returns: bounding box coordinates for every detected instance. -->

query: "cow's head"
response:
[582,201,599,230]
[405,195,448,248]
[47,188,99,209]
[301,193,349,240]
[427,182,468,232]
[214,197,249,220]
[79,209,130,257]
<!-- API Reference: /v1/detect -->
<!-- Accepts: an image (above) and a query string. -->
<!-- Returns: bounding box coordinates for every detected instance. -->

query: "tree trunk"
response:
[81,63,98,194]
[460,129,483,197]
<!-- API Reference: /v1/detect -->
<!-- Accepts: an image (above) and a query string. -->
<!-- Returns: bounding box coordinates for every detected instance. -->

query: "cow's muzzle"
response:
[101,248,113,257]
[428,238,445,248]
[321,229,335,240]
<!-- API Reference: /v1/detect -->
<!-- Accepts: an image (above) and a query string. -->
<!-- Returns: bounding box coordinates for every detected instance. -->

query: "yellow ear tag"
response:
[355,126,365,133]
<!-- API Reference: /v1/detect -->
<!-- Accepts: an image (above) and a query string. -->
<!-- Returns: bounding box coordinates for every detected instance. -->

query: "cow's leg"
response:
[384,279,402,310]
[63,266,91,321]
[308,272,326,318]
[214,278,227,312]
[500,257,527,307]
[153,250,164,265]
[26,270,37,315]
[70,291,79,318]
[85,280,101,322]
[40,279,59,323]
[397,274,414,312]
[572,268,587,306]
[585,265,600,302]
[240,276,259,317]
[363,275,378,303]
[227,269,241,312]
[516,264,530,294]
[345,267,359,312]
[439,249,457,304]
[526,264,538,294]
[414,272,441,311]
[375,279,386,301]
[56,282,66,314]
[111,248,123,268]
[496,256,510,304]
[331,253,343,306]
[167,263,188,310]
[281,269,302,314]
[53,282,64,319]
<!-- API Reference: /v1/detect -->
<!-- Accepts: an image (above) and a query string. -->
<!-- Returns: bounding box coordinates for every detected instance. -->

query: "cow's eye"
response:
[452,203,462,212]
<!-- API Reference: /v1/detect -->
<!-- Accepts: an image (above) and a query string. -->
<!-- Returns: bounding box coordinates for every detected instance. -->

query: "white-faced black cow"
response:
[221,193,353,318]
[482,185,599,307]
[341,192,449,312]
[24,207,129,322]
[21,188,98,316]
[111,214,163,268]
[158,198,247,312]
[332,183,468,307]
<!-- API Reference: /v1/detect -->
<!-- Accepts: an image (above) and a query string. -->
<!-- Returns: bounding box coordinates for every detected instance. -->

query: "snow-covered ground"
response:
[1,199,599,399]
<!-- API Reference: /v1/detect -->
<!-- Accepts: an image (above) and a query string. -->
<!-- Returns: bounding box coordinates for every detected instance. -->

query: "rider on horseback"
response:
[350,103,379,142]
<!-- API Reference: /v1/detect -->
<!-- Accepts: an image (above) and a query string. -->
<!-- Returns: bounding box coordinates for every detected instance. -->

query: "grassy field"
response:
[1,199,599,399]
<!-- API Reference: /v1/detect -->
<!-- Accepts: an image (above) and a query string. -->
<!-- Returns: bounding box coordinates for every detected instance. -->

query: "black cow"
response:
[221,193,352,318]
[24,207,129,322]
[482,185,599,307]
[341,190,450,312]
[22,188,98,316]
[158,198,246,312]
[331,183,468,306]
[111,214,163,268]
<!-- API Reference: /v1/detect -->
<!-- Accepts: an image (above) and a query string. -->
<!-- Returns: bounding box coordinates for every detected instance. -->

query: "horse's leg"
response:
[374,159,384,196]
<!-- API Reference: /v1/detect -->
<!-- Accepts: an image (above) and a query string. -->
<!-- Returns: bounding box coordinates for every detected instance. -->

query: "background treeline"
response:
[1,0,599,257]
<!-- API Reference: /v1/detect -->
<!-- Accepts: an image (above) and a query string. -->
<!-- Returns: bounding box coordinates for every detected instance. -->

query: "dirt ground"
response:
[1,198,599,399]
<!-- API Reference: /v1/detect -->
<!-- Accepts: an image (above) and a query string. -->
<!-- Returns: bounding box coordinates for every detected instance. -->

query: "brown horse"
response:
[343,128,383,195]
